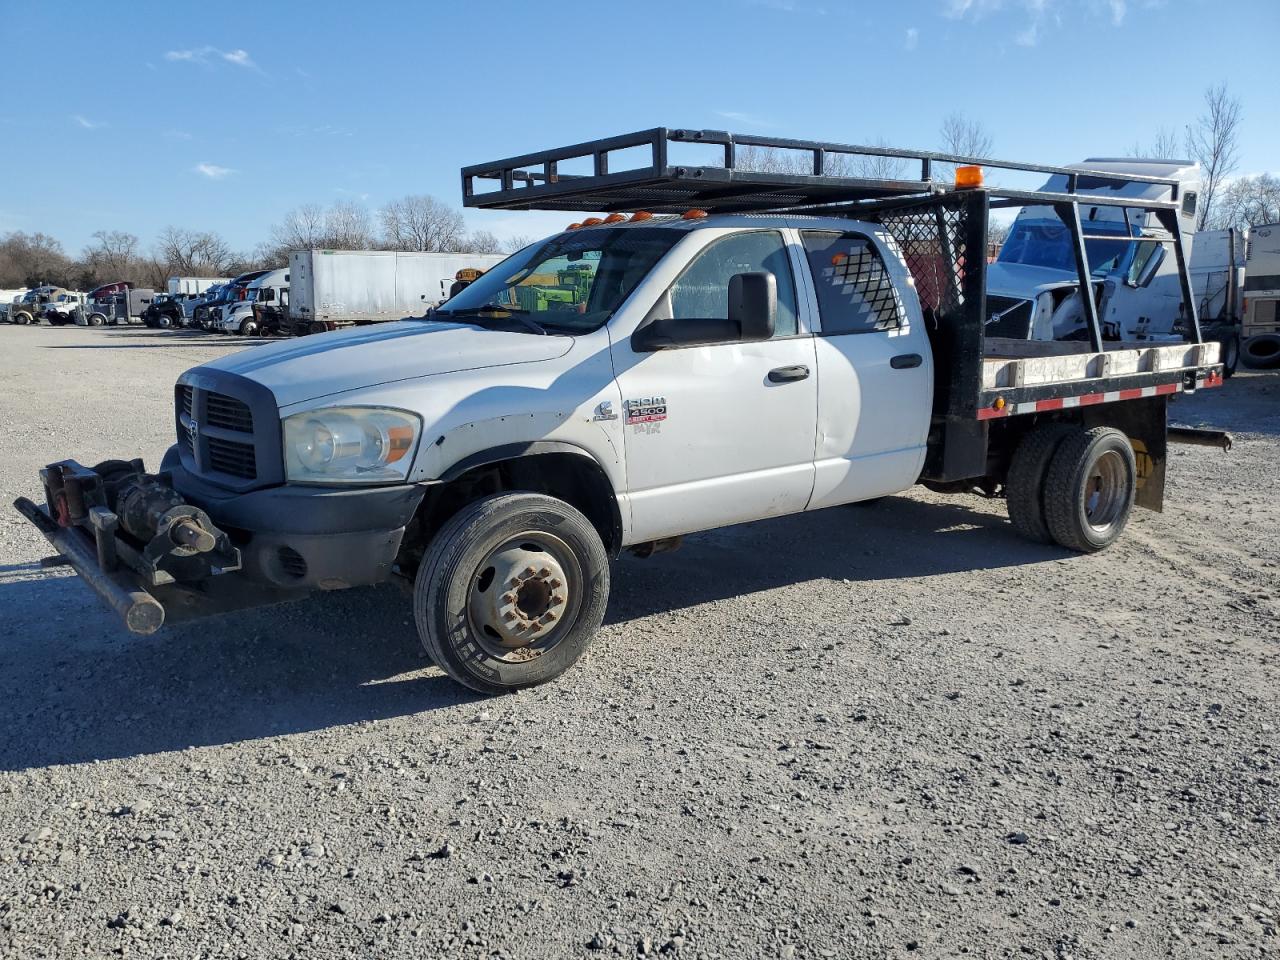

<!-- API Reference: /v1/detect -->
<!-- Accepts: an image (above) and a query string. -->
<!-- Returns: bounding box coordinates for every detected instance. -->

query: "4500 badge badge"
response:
[624,397,667,425]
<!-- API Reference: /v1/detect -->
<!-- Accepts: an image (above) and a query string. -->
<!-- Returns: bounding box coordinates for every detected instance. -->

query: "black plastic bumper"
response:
[161,445,429,591]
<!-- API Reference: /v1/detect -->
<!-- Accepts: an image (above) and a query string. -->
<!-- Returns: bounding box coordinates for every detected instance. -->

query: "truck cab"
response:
[215,268,288,335]
[990,159,1199,344]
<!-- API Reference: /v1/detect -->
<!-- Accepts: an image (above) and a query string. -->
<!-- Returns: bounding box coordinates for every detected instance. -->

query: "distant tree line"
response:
[0,193,526,290]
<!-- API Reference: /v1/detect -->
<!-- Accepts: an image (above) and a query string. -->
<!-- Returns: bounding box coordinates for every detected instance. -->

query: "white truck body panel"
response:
[289,250,506,328]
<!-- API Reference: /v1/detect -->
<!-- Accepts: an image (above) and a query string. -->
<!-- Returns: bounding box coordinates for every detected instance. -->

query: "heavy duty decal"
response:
[624,397,667,425]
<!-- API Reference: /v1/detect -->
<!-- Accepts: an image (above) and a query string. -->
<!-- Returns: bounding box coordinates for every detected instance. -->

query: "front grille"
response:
[207,436,258,478]
[205,393,253,433]
[176,377,276,488]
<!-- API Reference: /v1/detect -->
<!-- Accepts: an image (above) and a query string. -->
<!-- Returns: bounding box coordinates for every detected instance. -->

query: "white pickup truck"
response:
[16,129,1225,695]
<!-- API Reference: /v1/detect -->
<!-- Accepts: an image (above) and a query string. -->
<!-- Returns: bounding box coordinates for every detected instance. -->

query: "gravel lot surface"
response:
[0,324,1277,960]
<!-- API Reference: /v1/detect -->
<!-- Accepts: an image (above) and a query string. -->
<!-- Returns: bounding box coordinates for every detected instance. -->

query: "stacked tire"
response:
[1006,423,1138,553]
[1242,334,1280,370]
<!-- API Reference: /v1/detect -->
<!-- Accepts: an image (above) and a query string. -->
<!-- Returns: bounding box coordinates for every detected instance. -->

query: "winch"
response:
[30,458,241,587]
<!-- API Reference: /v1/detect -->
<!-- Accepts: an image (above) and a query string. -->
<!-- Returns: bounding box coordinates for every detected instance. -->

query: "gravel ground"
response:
[0,323,1277,960]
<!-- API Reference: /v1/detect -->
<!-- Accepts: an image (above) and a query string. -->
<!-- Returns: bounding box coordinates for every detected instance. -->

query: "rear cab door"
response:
[797,226,934,508]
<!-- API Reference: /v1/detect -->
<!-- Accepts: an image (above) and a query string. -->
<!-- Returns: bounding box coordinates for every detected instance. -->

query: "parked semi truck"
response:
[144,276,232,328]
[1241,221,1280,368]
[286,249,505,335]
[5,286,73,324]
[15,128,1225,695]
[194,270,271,330]
[79,283,156,326]
[213,268,289,336]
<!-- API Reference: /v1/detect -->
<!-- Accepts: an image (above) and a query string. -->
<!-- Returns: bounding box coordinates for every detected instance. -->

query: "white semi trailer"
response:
[286,249,505,335]
[1241,222,1280,368]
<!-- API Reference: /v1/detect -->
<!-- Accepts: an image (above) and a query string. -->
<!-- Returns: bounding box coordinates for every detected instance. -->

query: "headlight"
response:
[283,407,421,484]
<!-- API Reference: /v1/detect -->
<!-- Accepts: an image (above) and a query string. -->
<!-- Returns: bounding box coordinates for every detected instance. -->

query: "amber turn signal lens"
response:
[629,211,654,222]
[602,213,626,224]
[581,217,604,227]
[681,209,709,220]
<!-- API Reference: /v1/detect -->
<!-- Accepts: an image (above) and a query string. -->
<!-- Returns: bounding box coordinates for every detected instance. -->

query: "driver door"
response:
[611,230,818,543]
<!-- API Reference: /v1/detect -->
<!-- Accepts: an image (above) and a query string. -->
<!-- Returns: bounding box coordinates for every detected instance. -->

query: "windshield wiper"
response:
[436,305,547,336]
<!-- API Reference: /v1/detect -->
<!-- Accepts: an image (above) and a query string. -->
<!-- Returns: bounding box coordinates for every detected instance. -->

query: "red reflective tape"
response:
[1117,388,1145,401]
[1036,398,1066,411]
[1079,392,1106,405]
[976,406,1009,420]
[1155,383,1179,395]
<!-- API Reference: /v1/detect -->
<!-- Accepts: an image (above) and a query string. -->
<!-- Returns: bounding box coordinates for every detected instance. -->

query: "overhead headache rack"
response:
[460,127,1187,215]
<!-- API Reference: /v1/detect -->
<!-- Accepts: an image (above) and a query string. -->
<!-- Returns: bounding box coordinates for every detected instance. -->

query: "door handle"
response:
[768,364,810,383]
[890,353,923,369]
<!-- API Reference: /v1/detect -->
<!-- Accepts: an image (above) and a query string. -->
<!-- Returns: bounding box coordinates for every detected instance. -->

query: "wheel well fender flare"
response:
[436,441,624,555]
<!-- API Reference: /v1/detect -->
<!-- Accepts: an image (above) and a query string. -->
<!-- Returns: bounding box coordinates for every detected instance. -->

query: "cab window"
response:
[802,231,905,334]
[669,231,799,336]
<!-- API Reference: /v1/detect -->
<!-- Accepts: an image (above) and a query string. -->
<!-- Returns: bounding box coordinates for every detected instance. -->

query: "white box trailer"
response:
[168,276,229,297]
[1241,221,1280,367]
[287,249,506,335]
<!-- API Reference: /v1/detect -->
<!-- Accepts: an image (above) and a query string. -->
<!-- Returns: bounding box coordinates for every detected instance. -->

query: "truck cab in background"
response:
[1241,222,1280,368]
[41,289,87,325]
[201,270,271,331]
[988,158,1201,347]
[215,268,288,336]
[79,282,155,326]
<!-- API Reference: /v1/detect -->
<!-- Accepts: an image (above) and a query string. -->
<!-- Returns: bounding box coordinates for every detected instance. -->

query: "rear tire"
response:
[1005,422,1076,544]
[1042,427,1136,553]
[1218,333,1239,378]
[413,492,610,695]
[1241,333,1280,370]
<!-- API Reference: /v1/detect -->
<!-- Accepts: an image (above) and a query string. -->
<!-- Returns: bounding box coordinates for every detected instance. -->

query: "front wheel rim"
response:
[1084,449,1129,533]
[465,531,582,661]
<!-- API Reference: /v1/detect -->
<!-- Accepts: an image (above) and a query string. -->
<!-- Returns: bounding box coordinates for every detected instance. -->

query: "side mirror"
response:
[632,271,777,351]
[728,271,776,341]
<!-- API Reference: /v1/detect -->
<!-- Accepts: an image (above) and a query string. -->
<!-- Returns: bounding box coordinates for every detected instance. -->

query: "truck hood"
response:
[986,261,1080,298]
[201,319,575,407]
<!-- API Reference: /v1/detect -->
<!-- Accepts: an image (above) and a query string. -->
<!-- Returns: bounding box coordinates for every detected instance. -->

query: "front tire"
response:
[239,318,259,336]
[414,492,610,694]
[87,313,106,327]
[1042,427,1137,553]
[12,310,32,326]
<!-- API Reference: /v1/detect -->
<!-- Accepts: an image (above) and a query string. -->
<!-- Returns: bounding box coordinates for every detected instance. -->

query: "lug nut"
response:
[538,566,551,577]
[550,596,564,607]
[542,611,558,623]
[502,611,516,621]
[548,578,563,589]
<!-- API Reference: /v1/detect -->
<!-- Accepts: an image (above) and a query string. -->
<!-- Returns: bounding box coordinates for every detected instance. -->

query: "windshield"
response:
[435,227,683,334]
[998,218,1135,275]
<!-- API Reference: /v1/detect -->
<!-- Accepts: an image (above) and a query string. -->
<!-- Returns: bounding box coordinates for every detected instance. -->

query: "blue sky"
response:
[2,0,1276,256]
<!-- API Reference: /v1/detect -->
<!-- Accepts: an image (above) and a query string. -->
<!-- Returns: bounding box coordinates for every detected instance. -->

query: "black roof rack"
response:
[461,127,1185,215]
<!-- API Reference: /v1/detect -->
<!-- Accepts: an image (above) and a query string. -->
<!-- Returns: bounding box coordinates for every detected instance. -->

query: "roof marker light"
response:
[581,217,604,227]
[681,209,709,220]
[602,213,627,224]
[566,223,582,230]
[955,165,984,189]
[629,211,654,222]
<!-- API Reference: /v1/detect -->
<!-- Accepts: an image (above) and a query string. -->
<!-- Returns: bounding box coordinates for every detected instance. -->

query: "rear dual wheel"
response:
[1006,424,1137,553]
[414,492,609,695]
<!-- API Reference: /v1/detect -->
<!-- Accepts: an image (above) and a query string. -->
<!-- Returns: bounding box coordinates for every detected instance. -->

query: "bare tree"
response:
[1129,127,1184,159]
[81,230,141,284]
[939,113,993,159]
[269,204,328,251]
[1209,173,1280,231]
[324,200,374,250]
[502,235,534,254]
[155,226,235,275]
[1185,83,1242,230]
[460,230,503,255]
[0,231,74,287]
[379,195,466,252]
[851,139,909,181]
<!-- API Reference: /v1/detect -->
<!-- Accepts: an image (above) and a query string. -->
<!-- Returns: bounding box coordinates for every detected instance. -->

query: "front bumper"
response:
[163,445,427,590]
[17,451,429,635]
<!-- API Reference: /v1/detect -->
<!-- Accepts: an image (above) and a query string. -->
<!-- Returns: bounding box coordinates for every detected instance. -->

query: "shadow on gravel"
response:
[0,495,1054,771]
[607,494,1068,624]
[0,579,478,772]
